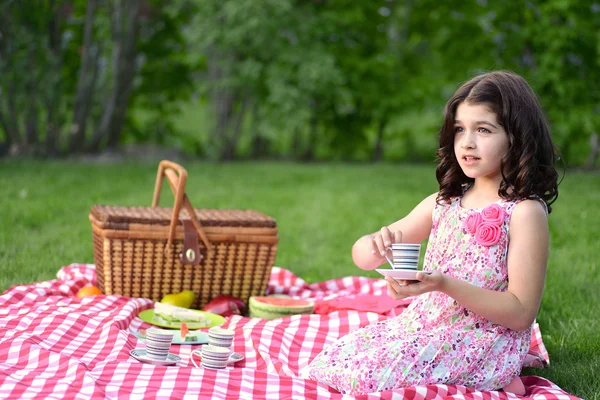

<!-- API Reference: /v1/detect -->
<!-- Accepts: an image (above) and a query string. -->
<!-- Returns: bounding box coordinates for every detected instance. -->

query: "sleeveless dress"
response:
[301,196,532,395]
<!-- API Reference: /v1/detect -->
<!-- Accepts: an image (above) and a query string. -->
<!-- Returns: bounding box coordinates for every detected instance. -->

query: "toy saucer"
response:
[375,269,429,281]
[129,349,181,366]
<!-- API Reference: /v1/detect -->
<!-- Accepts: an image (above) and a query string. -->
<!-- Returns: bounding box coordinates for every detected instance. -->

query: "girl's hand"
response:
[385,270,445,299]
[371,227,403,257]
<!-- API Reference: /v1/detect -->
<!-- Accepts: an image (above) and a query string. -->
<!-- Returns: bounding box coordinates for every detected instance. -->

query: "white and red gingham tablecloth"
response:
[0,264,580,399]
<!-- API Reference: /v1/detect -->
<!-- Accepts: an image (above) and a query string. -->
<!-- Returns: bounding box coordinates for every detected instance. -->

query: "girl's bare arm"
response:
[352,193,438,271]
[387,199,549,331]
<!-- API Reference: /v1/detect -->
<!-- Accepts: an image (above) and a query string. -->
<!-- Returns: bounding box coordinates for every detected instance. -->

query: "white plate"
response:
[129,349,181,366]
[375,268,428,280]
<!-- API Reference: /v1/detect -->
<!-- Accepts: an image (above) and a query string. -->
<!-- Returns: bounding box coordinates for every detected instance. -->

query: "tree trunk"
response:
[584,132,599,170]
[218,96,250,161]
[291,126,302,159]
[212,87,235,152]
[69,0,99,153]
[23,45,40,151]
[249,105,269,159]
[0,93,17,151]
[105,0,140,150]
[0,12,20,153]
[207,47,238,158]
[0,0,22,155]
[24,97,39,150]
[301,99,320,161]
[44,0,67,156]
[302,112,318,161]
[250,134,269,159]
[0,109,12,153]
[6,83,23,155]
[372,115,388,162]
[88,0,140,152]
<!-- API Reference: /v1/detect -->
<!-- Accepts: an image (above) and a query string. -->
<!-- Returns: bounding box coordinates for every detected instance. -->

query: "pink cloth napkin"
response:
[314,294,412,315]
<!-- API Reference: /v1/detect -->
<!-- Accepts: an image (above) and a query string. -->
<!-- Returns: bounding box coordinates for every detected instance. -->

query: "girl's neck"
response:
[463,179,502,207]
[471,178,501,195]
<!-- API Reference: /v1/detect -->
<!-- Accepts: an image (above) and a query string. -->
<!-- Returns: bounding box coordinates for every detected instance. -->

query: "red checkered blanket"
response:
[0,264,579,399]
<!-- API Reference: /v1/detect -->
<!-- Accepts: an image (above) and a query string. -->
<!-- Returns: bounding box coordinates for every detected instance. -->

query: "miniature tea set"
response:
[375,243,430,281]
[130,326,244,369]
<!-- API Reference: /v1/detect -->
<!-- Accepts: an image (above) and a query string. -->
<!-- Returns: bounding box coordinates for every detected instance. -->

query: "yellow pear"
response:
[160,290,196,308]
[179,290,196,308]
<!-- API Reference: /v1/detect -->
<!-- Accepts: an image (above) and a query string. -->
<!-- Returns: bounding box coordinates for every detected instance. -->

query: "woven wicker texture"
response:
[90,205,276,228]
[90,205,278,309]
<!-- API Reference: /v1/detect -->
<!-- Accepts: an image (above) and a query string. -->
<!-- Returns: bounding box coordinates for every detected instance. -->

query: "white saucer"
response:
[375,268,429,280]
[130,349,181,366]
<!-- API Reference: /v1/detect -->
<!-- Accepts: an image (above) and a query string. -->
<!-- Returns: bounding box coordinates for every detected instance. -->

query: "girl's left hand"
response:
[386,270,445,299]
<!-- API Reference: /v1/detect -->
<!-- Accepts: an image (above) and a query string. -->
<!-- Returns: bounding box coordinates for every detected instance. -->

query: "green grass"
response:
[1,160,598,398]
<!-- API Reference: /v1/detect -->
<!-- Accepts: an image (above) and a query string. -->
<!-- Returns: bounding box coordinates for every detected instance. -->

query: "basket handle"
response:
[152,160,212,251]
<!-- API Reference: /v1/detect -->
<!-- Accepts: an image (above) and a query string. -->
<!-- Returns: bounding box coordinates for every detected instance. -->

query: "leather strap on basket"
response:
[179,220,202,265]
[151,160,212,253]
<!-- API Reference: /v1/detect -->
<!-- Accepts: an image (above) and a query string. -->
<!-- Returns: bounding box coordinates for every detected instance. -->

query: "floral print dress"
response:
[302,197,531,395]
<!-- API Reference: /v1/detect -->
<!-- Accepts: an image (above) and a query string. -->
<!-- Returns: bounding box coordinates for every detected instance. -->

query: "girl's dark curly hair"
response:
[435,70,559,213]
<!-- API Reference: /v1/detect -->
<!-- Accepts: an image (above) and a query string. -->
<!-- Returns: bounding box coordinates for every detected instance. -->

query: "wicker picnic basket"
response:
[89,160,279,309]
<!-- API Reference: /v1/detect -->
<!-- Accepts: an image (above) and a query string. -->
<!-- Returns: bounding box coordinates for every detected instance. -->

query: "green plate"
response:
[132,329,209,345]
[138,309,225,329]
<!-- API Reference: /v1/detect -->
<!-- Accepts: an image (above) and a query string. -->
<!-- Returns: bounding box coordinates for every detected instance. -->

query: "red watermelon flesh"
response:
[252,297,312,307]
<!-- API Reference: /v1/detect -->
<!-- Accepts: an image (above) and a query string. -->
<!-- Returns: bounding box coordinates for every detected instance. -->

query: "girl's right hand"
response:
[371,227,403,257]
[372,227,418,285]
[386,270,445,299]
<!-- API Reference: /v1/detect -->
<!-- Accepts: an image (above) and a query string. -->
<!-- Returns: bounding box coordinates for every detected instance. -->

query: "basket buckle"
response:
[180,220,202,265]
[185,249,196,262]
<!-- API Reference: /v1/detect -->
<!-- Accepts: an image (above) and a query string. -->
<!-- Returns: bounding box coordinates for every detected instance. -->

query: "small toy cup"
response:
[145,328,174,360]
[207,327,235,349]
[384,243,421,270]
[200,345,231,369]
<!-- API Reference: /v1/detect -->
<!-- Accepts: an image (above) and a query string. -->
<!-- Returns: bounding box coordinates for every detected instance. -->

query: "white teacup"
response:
[145,328,174,360]
[207,327,235,349]
[384,243,421,270]
[192,345,231,369]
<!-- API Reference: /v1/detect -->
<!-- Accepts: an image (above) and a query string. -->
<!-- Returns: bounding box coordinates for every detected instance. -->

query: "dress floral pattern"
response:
[301,196,531,395]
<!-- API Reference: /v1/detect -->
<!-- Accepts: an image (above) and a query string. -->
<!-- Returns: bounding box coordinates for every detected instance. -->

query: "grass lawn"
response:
[1,159,598,398]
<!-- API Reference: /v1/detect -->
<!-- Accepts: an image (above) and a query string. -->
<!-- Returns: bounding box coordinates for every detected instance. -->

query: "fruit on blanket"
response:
[217,294,247,314]
[249,295,314,320]
[180,322,197,342]
[203,295,246,317]
[76,285,103,297]
[160,290,196,308]
[180,322,189,339]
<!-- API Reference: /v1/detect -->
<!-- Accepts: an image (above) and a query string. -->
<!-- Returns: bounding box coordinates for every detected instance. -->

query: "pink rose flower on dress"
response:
[480,204,505,225]
[475,222,502,246]
[464,213,483,235]
[465,204,505,246]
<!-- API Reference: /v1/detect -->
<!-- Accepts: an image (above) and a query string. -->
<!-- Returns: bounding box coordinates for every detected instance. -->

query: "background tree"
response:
[0,0,192,157]
[1,0,598,167]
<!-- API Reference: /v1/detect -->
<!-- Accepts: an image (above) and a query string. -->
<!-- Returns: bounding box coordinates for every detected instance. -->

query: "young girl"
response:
[302,70,559,395]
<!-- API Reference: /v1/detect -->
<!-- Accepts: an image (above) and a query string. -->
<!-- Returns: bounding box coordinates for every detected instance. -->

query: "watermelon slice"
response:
[249,296,314,320]
[180,322,189,340]
[179,322,196,342]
